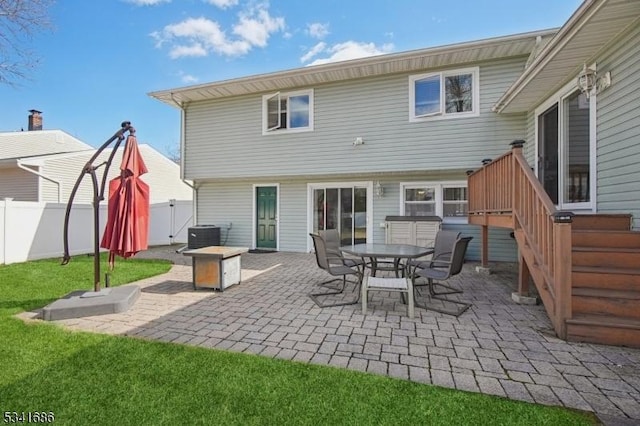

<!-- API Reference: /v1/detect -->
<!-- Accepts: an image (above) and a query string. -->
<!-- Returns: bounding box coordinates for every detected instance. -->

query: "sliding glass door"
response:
[536,89,593,210]
[312,185,368,245]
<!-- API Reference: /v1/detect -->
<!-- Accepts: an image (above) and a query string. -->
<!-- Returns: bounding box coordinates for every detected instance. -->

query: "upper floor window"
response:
[263,89,314,134]
[409,67,479,121]
[401,182,468,223]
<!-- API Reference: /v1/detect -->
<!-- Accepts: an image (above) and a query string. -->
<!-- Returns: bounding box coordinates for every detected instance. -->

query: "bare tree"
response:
[165,143,181,164]
[0,0,54,86]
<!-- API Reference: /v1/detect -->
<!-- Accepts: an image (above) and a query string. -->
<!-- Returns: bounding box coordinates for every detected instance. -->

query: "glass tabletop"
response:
[341,243,434,259]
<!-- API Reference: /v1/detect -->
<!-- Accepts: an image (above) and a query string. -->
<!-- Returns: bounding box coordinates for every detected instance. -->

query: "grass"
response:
[0,254,600,425]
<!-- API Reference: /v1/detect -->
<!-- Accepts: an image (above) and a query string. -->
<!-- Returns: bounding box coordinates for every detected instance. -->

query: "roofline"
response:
[493,0,602,113]
[149,28,558,106]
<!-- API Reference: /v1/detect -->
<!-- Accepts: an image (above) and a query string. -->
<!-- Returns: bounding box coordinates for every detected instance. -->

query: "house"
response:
[149,28,560,260]
[0,111,193,204]
[150,0,640,345]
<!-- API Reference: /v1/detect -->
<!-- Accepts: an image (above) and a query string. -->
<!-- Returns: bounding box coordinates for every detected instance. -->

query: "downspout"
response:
[170,92,198,226]
[17,160,63,203]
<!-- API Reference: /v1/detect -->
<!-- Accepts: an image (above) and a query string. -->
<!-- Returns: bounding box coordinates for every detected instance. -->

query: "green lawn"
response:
[0,255,599,425]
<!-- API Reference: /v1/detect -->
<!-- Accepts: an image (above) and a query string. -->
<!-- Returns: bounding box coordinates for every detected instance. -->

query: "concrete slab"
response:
[42,285,140,321]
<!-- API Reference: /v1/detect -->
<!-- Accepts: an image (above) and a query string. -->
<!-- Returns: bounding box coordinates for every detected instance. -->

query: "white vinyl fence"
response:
[0,198,193,265]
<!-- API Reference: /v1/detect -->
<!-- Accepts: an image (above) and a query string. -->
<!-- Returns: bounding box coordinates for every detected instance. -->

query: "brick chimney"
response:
[28,109,43,131]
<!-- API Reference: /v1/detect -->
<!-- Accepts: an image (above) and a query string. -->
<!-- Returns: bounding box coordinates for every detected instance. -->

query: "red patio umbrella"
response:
[100,128,149,267]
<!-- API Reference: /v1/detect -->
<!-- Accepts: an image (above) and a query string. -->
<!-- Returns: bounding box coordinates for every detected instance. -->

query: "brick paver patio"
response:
[21,247,640,424]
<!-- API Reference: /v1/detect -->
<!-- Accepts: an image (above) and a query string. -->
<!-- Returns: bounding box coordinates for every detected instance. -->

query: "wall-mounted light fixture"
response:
[374,181,384,197]
[577,64,611,98]
[353,137,364,146]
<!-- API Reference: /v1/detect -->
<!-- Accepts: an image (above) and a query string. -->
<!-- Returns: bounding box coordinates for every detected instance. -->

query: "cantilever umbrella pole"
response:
[61,121,134,293]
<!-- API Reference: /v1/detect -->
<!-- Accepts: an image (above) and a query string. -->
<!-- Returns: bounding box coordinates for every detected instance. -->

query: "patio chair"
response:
[319,229,366,270]
[406,230,461,292]
[309,233,363,308]
[361,276,414,318]
[412,236,473,316]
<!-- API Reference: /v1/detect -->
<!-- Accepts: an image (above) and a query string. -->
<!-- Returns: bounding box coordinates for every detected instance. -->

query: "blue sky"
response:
[0,0,583,157]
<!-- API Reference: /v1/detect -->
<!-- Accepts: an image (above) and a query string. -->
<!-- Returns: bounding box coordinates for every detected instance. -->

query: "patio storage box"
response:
[385,216,441,248]
[188,225,220,249]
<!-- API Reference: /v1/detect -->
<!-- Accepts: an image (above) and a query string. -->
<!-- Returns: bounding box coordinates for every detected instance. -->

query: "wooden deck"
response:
[468,143,640,348]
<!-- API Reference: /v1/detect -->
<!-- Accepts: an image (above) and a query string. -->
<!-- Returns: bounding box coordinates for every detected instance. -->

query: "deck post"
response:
[517,252,530,295]
[552,211,574,339]
[481,225,488,268]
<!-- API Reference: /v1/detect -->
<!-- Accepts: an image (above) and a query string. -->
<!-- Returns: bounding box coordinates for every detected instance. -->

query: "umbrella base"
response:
[42,285,140,321]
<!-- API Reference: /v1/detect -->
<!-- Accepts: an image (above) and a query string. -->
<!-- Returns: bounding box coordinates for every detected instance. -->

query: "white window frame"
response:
[306,181,373,252]
[400,181,468,224]
[534,74,597,212]
[409,67,479,122]
[262,89,314,135]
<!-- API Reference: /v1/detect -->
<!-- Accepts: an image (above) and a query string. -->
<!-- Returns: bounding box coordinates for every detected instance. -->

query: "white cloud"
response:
[152,17,248,57]
[170,43,208,59]
[300,42,326,63]
[233,8,285,47]
[179,72,199,84]
[303,41,394,66]
[153,5,284,58]
[125,0,169,5]
[307,22,329,39]
[204,0,239,8]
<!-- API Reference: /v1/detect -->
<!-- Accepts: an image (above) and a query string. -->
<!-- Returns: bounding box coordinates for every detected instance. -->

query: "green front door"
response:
[256,186,277,249]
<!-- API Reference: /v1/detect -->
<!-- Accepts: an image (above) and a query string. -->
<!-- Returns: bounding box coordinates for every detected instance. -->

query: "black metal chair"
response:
[405,230,460,279]
[319,229,366,270]
[412,236,473,316]
[309,233,363,307]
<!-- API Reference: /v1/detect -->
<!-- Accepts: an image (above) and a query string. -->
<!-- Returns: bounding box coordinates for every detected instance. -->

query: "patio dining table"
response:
[341,243,434,277]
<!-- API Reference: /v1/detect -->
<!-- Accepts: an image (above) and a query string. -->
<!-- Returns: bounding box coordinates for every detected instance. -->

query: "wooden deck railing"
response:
[468,142,573,338]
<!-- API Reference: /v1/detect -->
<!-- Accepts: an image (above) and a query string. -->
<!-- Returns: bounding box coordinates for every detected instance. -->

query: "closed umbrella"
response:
[100,128,149,267]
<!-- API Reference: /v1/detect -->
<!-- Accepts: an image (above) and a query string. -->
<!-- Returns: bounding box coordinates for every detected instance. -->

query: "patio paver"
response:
[19,247,640,423]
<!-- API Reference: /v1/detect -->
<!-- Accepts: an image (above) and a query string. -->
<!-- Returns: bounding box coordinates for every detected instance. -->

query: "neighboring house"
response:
[0,125,93,201]
[0,114,192,204]
[16,145,193,204]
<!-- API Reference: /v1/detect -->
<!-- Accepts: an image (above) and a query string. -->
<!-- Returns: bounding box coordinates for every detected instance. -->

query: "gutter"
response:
[170,92,198,226]
[16,160,63,203]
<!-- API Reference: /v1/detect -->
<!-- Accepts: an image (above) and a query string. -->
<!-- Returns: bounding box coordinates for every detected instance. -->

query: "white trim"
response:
[306,181,373,252]
[399,180,468,224]
[409,66,480,122]
[252,183,280,250]
[262,89,314,135]
[533,71,597,212]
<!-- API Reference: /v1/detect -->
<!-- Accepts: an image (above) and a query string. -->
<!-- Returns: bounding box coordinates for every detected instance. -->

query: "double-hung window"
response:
[409,67,479,121]
[263,89,314,134]
[401,182,468,223]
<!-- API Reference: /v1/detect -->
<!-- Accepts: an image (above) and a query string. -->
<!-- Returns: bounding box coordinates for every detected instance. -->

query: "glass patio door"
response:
[312,186,367,245]
[537,90,592,209]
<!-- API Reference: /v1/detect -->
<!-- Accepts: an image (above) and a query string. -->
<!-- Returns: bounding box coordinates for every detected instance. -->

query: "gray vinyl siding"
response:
[0,167,39,201]
[523,110,536,165]
[197,183,254,247]
[443,224,517,262]
[41,178,60,202]
[594,24,640,229]
[184,57,529,180]
[195,172,518,262]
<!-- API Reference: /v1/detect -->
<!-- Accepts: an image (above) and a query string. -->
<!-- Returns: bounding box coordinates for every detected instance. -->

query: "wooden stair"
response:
[566,218,640,348]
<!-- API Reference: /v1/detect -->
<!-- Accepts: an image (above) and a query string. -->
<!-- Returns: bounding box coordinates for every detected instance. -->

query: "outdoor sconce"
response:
[577,64,611,99]
[353,137,364,146]
[374,181,384,197]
